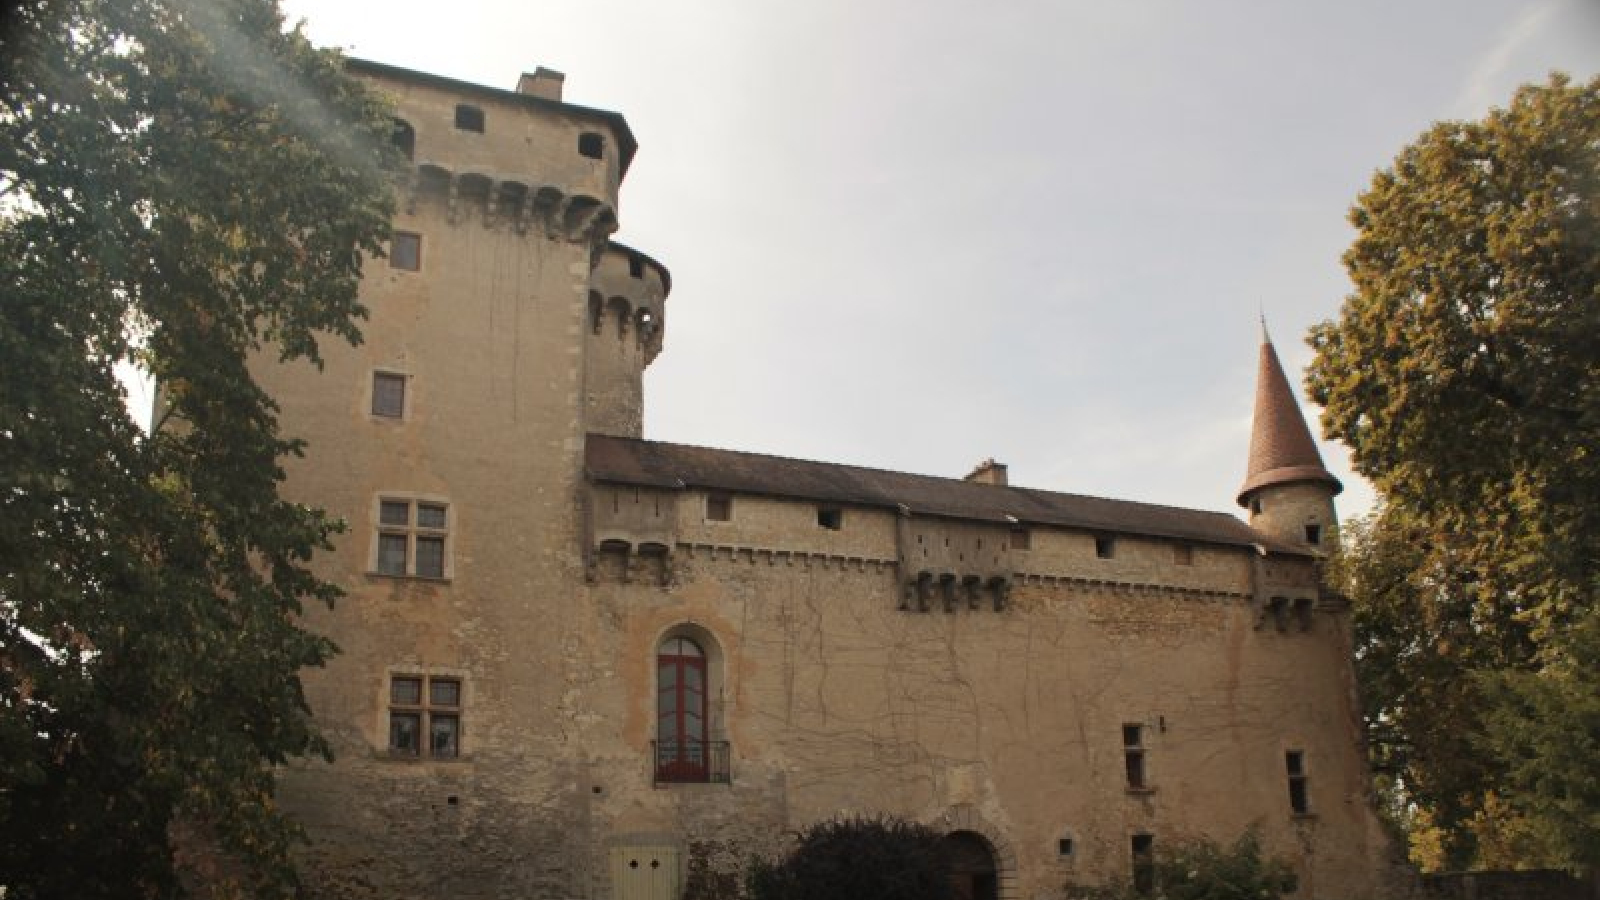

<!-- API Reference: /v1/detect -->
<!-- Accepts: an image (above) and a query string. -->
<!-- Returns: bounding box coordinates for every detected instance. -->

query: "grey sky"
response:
[282,0,1600,523]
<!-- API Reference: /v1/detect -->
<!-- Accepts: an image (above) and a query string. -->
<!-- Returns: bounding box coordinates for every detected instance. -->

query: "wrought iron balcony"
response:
[652,739,730,785]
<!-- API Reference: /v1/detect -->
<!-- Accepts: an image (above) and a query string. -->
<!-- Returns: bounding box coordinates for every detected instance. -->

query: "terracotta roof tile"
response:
[1237,337,1341,506]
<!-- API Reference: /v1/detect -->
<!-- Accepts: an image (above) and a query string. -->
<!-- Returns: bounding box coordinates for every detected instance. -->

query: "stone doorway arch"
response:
[941,830,999,900]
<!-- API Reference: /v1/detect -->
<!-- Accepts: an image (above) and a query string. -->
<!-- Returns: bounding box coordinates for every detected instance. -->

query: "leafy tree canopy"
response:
[0,0,396,895]
[746,814,956,900]
[1310,74,1600,870]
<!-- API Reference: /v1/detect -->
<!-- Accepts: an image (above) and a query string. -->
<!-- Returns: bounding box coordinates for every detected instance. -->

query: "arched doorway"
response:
[941,830,998,900]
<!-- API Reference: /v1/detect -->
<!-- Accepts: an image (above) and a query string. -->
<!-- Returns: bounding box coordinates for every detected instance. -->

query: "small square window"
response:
[390,676,422,705]
[1058,837,1074,858]
[1173,544,1193,566]
[372,371,406,418]
[578,132,605,159]
[417,503,447,530]
[376,498,450,579]
[1095,536,1116,559]
[454,104,485,133]
[390,232,421,271]
[430,679,461,707]
[1304,523,1322,545]
[389,675,462,758]
[817,507,842,530]
[380,501,410,527]
[706,495,731,522]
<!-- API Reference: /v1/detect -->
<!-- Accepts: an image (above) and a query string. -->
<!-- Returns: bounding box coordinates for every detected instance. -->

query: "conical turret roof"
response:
[1237,328,1341,507]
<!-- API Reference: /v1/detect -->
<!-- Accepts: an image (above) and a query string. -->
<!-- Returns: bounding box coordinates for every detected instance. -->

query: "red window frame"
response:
[657,637,708,781]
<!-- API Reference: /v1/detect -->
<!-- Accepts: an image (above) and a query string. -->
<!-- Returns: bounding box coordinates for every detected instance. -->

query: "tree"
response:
[0,0,397,896]
[1069,830,1297,900]
[1308,73,1600,870]
[745,814,955,900]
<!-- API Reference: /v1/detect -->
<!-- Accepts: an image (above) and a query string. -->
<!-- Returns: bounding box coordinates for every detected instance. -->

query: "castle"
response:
[260,60,1404,899]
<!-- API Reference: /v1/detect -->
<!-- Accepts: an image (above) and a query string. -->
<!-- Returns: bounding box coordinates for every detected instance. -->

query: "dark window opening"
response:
[706,495,731,521]
[1096,536,1116,559]
[1287,750,1309,814]
[389,674,460,758]
[372,371,406,418]
[391,119,415,160]
[1010,528,1031,550]
[578,131,605,159]
[1131,834,1155,895]
[390,232,421,271]
[817,507,842,530]
[1124,724,1147,790]
[454,104,485,133]
[628,255,644,278]
[1304,523,1322,545]
[1058,837,1074,858]
[1250,497,1263,515]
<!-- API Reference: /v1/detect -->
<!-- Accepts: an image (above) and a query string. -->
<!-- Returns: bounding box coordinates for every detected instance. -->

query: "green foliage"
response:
[0,0,397,896]
[1310,74,1600,870]
[1070,830,1297,900]
[746,814,955,900]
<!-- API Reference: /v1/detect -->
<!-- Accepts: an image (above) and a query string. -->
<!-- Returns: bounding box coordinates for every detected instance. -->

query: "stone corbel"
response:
[989,576,1010,611]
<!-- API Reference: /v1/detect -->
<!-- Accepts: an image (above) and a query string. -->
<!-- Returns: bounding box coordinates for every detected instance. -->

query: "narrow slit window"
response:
[1124,724,1147,789]
[1287,750,1309,814]
[1131,834,1155,895]
[391,119,415,160]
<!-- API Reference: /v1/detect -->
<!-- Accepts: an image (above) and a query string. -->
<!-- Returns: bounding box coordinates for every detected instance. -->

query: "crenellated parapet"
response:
[403,162,619,247]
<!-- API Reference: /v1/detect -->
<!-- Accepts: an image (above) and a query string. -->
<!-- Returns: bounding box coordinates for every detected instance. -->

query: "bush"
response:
[1071,830,1297,900]
[746,814,954,900]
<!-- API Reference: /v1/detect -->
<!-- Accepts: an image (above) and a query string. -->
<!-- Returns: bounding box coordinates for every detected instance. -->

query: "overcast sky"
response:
[280,0,1599,523]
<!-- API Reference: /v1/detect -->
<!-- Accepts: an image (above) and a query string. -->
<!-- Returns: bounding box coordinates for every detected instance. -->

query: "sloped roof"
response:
[587,434,1304,555]
[1237,336,1342,506]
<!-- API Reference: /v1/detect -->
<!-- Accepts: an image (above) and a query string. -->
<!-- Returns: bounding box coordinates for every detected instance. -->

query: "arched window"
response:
[656,636,708,782]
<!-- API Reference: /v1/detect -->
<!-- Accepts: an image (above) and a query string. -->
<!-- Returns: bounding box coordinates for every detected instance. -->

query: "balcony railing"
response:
[652,739,731,785]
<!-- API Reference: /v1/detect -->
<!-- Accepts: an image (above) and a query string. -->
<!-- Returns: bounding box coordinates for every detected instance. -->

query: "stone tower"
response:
[1236,325,1342,551]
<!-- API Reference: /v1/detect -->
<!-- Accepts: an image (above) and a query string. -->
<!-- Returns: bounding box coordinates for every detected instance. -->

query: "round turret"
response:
[585,242,671,437]
[1237,330,1342,552]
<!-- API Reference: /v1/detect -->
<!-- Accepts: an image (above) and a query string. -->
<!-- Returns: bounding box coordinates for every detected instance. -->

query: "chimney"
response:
[965,458,1008,486]
[516,67,565,102]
